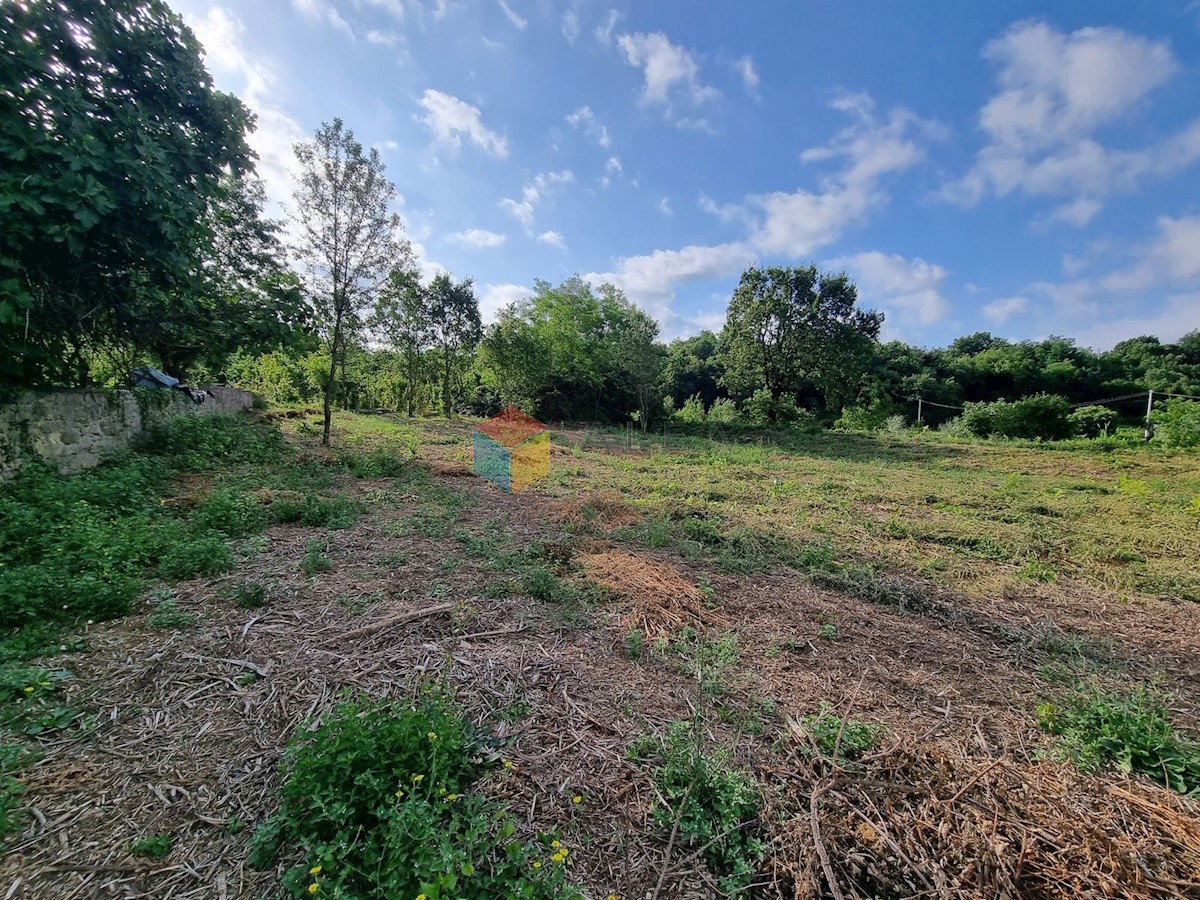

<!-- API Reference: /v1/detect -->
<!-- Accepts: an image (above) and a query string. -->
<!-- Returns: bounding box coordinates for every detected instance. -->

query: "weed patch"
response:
[248,692,580,898]
[147,594,196,630]
[794,702,886,761]
[1037,683,1200,794]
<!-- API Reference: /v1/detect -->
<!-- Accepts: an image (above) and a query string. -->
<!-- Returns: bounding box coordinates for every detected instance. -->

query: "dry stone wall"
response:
[0,386,255,481]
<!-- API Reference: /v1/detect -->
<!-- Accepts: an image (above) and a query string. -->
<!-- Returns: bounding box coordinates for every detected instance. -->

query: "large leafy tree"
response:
[372,265,432,417]
[292,118,411,445]
[0,0,254,384]
[721,266,882,417]
[427,274,482,418]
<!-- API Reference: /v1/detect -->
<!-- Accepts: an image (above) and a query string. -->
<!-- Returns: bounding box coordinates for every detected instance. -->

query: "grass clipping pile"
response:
[767,736,1200,898]
[579,548,727,639]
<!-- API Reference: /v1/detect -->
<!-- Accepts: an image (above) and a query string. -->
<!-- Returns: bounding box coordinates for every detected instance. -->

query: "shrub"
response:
[249,693,580,899]
[336,448,409,477]
[158,535,233,581]
[1153,398,1200,449]
[883,414,908,433]
[631,722,764,894]
[141,413,286,469]
[675,394,707,424]
[960,394,1072,440]
[1037,683,1200,794]
[270,494,361,529]
[192,489,266,537]
[1069,405,1117,438]
[797,702,885,760]
[937,416,971,437]
[706,397,739,424]
[834,402,891,432]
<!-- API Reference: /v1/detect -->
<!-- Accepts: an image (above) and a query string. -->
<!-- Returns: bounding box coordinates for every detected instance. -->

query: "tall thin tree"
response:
[427,274,482,418]
[292,118,411,444]
[372,264,431,417]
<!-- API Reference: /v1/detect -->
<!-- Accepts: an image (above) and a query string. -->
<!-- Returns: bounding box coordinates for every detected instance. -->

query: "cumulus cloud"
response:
[943,21,1199,224]
[735,55,759,98]
[364,29,400,46]
[827,251,951,325]
[982,295,1030,323]
[499,170,575,228]
[446,228,506,248]
[292,0,355,37]
[537,230,566,249]
[565,106,611,147]
[606,156,622,174]
[418,89,509,158]
[562,10,579,44]
[616,32,719,108]
[658,197,672,216]
[1099,214,1200,292]
[594,9,620,45]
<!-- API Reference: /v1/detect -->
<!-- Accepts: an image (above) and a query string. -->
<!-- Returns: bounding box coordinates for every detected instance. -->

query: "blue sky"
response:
[175,0,1200,348]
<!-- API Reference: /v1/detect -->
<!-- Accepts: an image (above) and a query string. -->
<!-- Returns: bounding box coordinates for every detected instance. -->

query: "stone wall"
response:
[0,385,255,481]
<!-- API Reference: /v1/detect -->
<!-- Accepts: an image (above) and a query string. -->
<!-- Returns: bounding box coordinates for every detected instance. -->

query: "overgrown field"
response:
[1,409,1198,898]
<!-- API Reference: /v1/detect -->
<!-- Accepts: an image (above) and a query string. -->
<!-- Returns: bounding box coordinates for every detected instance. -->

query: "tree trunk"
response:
[442,348,452,418]
[322,323,339,446]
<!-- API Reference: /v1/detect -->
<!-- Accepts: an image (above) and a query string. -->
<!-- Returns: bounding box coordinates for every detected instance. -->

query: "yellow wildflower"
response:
[411,774,424,784]
[607,894,619,900]
[395,789,405,800]
[532,860,542,870]
[308,884,319,895]
[23,686,34,693]
[571,794,582,804]
[427,731,438,741]
[38,681,50,688]
[501,760,513,769]
[551,840,561,849]
[444,793,459,802]
[308,865,322,875]
[417,895,428,900]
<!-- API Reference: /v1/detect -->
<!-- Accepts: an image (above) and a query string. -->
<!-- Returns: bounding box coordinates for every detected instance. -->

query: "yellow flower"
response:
[38,681,50,688]
[571,795,582,804]
[532,860,542,870]
[444,793,459,802]
[411,774,424,783]
[22,687,33,693]
[417,895,428,900]
[395,789,405,800]
[607,894,619,900]
[501,760,513,769]
[308,884,319,895]
[308,865,322,875]
[427,732,438,741]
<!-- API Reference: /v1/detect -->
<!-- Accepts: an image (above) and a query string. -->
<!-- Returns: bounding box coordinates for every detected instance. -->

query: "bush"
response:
[675,394,707,424]
[631,722,764,894]
[158,535,233,581]
[741,390,813,428]
[141,413,286,469]
[883,414,908,433]
[834,402,891,432]
[797,702,885,760]
[1069,405,1117,438]
[249,693,580,899]
[192,489,267,537]
[706,397,739,425]
[937,416,971,437]
[961,393,1072,440]
[1153,398,1200,449]
[1037,683,1200,794]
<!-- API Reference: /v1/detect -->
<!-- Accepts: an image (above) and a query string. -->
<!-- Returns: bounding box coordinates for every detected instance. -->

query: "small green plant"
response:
[625,629,644,660]
[0,742,29,845]
[522,567,576,604]
[248,692,580,898]
[158,535,233,581]
[192,489,267,537]
[818,623,838,641]
[270,494,361,529]
[670,628,739,696]
[226,817,246,836]
[797,702,885,761]
[301,539,332,577]
[148,596,196,630]
[1037,682,1200,794]
[232,581,268,609]
[631,721,765,893]
[130,834,173,859]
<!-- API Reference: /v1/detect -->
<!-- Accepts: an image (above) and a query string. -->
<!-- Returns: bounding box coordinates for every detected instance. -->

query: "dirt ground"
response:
[3,420,1200,899]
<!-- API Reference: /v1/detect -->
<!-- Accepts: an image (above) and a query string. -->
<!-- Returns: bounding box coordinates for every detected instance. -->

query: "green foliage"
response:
[0,742,31,845]
[192,489,267,537]
[631,722,765,894]
[1069,405,1117,438]
[147,595,196,630]
[1037,683,1200,794]
[834,402,892,433]
[1154,398,1200,449]
[960,394,1073,441]
[250,693,580,899]
[336,448,409,477]
[0,0,255,384]
[797,702,885,760]
[706,397,739,425]
[301,539,333,577]
[158,535,233,581]
[624,629,644,660]
[233,581,268,609]
[270,494,361,529]
[131,835,173,859]
[0,664,76,737]
[676,394,707,424]
[141,414,287,469]
[522,568,576,604]
[669,628,740,696]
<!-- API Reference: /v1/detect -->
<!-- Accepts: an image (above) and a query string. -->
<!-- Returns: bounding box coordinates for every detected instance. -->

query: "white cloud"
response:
[562,10,579,44]
[616,31,720,108]
[675,117,718,135]
[982,295,1030,323]
[827,251,951,325]
[594,9,620,45]
[565,106,611,147]
[292,0,355,37]
[417,89,509,158]
[744,94,934,257]
[606,156,622,174]
[944,21,1198,221]
[499,170,575,228]
[358,0,406,22]
[735,55,759,98]
[187,7,306,212]
[495,0,526,29]
[377,139,399,151]
[446,228,506,248]
[480,283,534,323]
[537,230,566,249]
[658,197,672,216]
[365,29,400,46]
[1100,214,1200,291]
[1072,292,1200,350]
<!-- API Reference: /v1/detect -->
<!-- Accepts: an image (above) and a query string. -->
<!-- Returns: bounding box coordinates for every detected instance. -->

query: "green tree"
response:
[292,119,411,445]
[720,266,882,418]
[427,274,482,418]
[373,266,432,417]
[0,0,254,384]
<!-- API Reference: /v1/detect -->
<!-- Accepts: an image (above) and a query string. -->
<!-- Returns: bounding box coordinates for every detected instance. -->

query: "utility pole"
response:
[917,397,923,425]
[1143,389,1154,442]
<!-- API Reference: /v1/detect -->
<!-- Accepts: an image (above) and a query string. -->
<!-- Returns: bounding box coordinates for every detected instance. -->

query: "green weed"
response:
[130,834,173,859]
[300,539,332,577]
[158,535,233,581]
[232,581,268,609]
[192,489,267,537]
[669,628,739,696]
[630,722,765,894]
[796,702,886,761]
[0,742,29,845]
[1037,683,1200,794]
[148,596,196,630]
[270,494,361,529]
[248,692,580,898]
